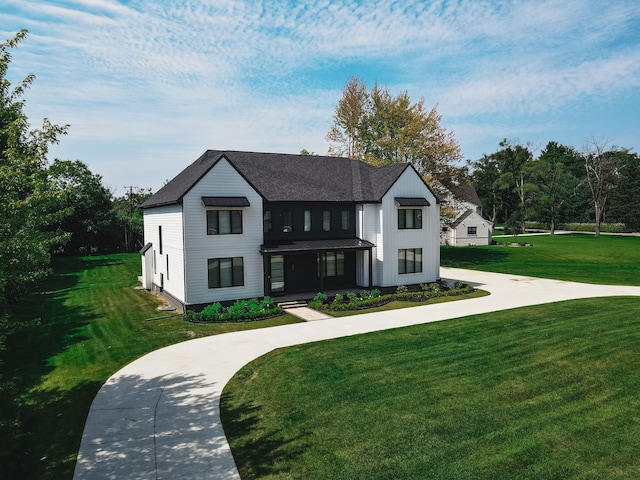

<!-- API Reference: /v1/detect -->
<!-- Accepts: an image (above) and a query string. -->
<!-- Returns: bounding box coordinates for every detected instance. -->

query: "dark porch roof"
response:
[260,237,375,254]
[201,196,250,207]
[395,197,431,206]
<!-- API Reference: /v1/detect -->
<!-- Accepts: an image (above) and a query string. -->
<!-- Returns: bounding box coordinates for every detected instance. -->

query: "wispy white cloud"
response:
[2,0,639,191]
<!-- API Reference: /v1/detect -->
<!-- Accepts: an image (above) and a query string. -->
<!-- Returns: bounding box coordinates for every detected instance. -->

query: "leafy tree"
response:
[471,140,535,231]
[326,77,463,186]
[534,142,582,234]
[111,187,152,252]
[326,75,368,159]
[48,159,115,253]
[470,154,502,223]
[0,30,70,308]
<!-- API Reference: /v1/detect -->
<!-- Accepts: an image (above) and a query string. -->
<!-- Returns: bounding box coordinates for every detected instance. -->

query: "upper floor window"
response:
[283,210,293,233]
[467,226,478,236]
[263,210,272,233]
[323,210,331,231]
[398,209,422,229]
[341,210,350,231]
[158,226,163,254]
[207,210,242,235]
[304,210,312,232]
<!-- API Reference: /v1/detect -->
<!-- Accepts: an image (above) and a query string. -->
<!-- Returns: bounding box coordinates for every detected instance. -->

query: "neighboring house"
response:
[140,150,441,310]
[439,184,493,246]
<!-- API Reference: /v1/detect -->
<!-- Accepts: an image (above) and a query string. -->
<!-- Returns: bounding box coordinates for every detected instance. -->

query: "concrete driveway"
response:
[73,267,640,479]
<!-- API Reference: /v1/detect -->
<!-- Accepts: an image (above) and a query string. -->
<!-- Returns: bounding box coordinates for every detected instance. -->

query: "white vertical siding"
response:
[378,168,440,286]
[358,203,384,286]
[182,158,264,305]
[142,205,186,303]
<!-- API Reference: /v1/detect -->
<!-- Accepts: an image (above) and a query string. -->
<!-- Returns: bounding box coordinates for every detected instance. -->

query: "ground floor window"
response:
[208,257,244,288]
[398,248,422,274]
[321,251,345,277]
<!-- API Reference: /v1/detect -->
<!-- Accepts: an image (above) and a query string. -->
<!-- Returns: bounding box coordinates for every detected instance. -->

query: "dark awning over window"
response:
[201,196,250,207]
[395,197,430,206]
[261,238,375,254]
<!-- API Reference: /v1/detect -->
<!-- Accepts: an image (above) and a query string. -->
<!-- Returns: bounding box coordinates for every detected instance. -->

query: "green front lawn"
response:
[0,254,301,480]
[441,233,640,285]
[221,297,640,479]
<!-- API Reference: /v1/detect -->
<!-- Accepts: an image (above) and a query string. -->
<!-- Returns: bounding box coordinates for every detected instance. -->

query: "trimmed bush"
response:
[313,292,328,303]
[562,222,625,233]
[184,297,283,323]
[309,284,475,312]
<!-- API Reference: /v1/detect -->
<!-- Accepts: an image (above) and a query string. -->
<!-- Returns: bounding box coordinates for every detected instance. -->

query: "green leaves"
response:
[326,76,464,185]
[0,30,71,309]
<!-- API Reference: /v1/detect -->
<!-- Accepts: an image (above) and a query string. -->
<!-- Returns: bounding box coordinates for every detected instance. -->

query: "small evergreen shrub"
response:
[396,285,408,294]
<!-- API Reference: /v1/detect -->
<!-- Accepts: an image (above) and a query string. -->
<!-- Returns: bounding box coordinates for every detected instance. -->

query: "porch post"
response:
[262,251,271,296]
[318,252,325,292]
[368,248,373,288]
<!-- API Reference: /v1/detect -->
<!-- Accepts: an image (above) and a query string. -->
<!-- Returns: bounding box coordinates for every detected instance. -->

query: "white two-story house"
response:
[439,184,493,246]
[140,150,441,310]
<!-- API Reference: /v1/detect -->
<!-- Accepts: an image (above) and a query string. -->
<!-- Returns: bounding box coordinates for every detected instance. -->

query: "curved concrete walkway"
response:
[73,268,640,479]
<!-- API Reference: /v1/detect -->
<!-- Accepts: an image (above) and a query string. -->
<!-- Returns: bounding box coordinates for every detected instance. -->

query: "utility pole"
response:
[123,186,139,251]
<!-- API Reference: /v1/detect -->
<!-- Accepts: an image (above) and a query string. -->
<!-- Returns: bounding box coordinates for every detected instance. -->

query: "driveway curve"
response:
[73,268,640,479]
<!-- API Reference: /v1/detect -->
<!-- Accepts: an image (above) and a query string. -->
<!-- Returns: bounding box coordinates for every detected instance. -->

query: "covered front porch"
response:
[260,238,375,298]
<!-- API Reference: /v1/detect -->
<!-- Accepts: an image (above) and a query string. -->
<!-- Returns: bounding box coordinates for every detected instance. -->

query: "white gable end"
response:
[182,157,264,305]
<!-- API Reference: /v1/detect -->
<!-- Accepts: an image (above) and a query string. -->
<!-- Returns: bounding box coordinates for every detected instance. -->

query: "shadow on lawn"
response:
[221,392,310,478]
[440,245,511,268]
[0,255,122,479]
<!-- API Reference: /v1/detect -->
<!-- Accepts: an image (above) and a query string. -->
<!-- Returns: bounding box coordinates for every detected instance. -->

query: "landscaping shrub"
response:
[332,293,344,306]
[310,284,475,312]
[184,297,283,323]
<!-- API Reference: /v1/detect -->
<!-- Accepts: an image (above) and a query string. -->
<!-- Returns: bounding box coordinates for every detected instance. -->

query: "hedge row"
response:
[308,282,475,311]
[524,221,626,233]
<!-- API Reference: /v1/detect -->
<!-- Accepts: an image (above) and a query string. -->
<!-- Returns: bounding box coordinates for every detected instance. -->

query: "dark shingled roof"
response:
[142,150,435,208]
[451,184,482,207]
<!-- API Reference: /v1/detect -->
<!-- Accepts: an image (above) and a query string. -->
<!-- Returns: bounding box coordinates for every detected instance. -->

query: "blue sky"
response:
[2,0,639,194]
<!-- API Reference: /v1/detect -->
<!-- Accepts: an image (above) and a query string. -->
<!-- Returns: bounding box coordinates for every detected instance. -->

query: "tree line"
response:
[326,76,638,237]
[471,139,639,235]
[1,31,149,317]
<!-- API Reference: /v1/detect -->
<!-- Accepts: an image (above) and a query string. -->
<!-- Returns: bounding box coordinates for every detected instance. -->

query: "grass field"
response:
[0,254,301,480]
[222,297,640,479]
[441,233,640,285]
[222,234,640,479]
[3,234,639,478]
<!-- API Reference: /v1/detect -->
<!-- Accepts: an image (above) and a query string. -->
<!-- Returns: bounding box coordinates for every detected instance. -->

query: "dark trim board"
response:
[261,237,375,254]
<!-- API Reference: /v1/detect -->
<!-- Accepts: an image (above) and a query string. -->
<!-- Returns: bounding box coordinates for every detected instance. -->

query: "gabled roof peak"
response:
[142,150,431,209]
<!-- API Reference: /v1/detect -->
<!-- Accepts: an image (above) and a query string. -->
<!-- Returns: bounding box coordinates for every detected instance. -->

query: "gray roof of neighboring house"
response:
[450,184,482,207]
[451,209,474,227]
[142,150,437,208]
